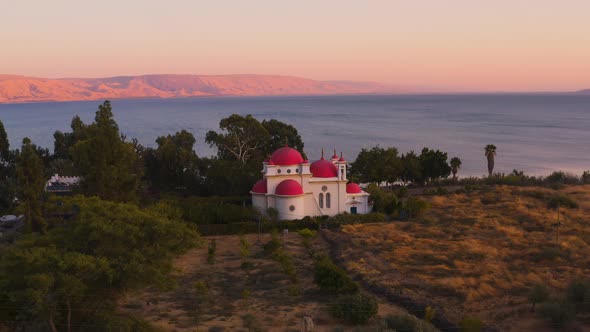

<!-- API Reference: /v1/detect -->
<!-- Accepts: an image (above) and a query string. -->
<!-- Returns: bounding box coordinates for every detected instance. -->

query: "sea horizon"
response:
[1,93,589,177]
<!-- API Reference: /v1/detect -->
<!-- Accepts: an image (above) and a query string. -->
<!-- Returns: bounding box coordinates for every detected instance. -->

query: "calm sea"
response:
[1,94,589,177]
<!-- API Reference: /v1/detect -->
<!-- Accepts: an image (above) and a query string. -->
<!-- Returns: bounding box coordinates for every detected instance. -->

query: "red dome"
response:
[310,159,338,178]
[275,179,304,196]
[251,179,267,194]
[270,147,304,165]
[346,182,363,194]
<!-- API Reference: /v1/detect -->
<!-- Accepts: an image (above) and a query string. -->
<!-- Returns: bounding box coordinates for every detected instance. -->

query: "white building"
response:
[251,146,372,220]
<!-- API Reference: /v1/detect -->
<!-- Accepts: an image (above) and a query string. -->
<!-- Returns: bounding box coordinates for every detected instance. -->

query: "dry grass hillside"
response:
[118,233,410,331]
[325,185,590,331]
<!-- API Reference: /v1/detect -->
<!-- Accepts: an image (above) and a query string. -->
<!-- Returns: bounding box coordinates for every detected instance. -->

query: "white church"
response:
[251,145,372,220]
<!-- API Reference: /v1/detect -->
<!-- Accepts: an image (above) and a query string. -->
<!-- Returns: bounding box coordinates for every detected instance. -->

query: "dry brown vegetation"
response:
[325,185,590,331]
[118,233,409,331]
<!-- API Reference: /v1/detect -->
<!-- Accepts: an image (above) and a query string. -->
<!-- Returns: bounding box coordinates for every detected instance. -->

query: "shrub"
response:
[404,197,430,220]
[459,316,482,332]
[382,313,438,332]
[538,300,575,327]
[545,171,580,185]
[424,306,436,323]
[582,171,590,184]
[239,235,251,259]
[297,228,317,250]
[528,283,549,311]
[263,230,281,255]
[242,314,263,332]
[207,239,217,264]
[314,256,358,294]
[329,292,378,325]
[274,250,297,283]
[547,194,579,209]
[566,279,590,311]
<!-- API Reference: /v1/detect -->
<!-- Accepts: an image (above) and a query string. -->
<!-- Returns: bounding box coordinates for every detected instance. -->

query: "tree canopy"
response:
[69,101,143,202]
[0,195,199,331]
[16,137,46,233]
[349,146,402,185]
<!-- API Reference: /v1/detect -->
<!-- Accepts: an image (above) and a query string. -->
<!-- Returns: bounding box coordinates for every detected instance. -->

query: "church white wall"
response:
[276,195,306,220]
[252,195,267,214]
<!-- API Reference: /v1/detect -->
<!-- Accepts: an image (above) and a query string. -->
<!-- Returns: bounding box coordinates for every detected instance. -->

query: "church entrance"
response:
[350,206,357,214]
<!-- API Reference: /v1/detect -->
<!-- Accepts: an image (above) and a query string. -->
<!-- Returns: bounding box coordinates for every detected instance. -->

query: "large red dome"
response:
[346,182,363,194]
[270,147,304,165]
[251,179,267,194]
[275,179,304,196]
[310,159,338,178]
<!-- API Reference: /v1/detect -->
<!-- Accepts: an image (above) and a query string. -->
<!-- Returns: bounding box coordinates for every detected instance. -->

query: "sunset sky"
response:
[2,0,589,92]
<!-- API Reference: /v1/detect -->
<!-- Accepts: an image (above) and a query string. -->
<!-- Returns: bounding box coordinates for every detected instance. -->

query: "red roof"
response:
[270,147,304,166]
[310,159,338,178]
[346,182,363,194]
[251,179,267,194]
[275,179,304,196]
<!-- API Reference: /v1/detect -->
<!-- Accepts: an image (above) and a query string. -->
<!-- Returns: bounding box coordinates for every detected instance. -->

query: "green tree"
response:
[16,137,47,233]
[144,130,200,192]
[484,144,497,176]
[400,151,422,184]
[205,114,269,165]
[450,156,462,180]
[0,195,199,331]
[70,101,142,202]
[350,146,402,185]
[0,119,9,162]
[261,119,305,157]
[0,119,16,213]
[419,147,451,184]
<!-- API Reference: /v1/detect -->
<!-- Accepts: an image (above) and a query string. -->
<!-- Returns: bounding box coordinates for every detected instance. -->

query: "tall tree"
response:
[484,144,497,176]
[350,146,402,185]
[450,157,462,180]
[0,119,16,213]
[419,147,451,184]
[400,151,422,185]
[261,119,305,156]
[205,114,270,165]
[0,119,9,163]
[145,130,200,191]
[16,137,47,233]
[70,101,142,202]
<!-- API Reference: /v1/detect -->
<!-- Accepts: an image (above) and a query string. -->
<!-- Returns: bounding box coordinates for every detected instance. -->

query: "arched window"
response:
[326,193,331,208]
[319,193,324,208]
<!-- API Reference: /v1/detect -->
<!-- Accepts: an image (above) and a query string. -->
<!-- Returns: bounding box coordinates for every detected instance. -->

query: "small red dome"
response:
[270,147,304,166]
[346,183,363,194]
[251,179,267,194]
[275,179,304,196]
[310,159,338,178]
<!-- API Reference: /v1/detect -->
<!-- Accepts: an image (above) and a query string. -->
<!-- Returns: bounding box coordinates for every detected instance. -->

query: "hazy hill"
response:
[0,74,399,103]
[577,89,590,94]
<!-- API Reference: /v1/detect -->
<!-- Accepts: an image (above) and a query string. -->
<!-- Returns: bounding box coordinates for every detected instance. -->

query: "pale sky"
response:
[2,0,589,91]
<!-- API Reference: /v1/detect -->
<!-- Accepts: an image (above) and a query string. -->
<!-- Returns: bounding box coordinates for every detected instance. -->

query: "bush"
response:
[329,292,378,325]
[297,228,317,250]
[547,194,579,209]
[566,279,590,311]
[404,197,430,220]
[582,171,590,184]
[538,300,575,327]
[528,283,549,311]
[239,235,251,259]
[314,256,358,294]
[242,313,263,332]
[459,316,482,332]
[207,239,217,264]
[545,171,580,185]
[382,313,438,332]
[263,230,281,255]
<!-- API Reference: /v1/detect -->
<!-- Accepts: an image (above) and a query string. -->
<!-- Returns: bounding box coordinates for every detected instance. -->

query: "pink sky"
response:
[2,0,589,92]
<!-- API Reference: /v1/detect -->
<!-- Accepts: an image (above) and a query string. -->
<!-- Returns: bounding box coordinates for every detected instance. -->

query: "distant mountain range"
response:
[577,89,590,94]
[0,74,404,103]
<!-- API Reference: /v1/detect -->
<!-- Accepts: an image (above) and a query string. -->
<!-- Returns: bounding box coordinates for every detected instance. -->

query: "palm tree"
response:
[450,157,462,180]
[484,144,497,176]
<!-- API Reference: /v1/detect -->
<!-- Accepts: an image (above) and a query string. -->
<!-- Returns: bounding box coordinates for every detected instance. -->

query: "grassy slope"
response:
[325,185,590,331]
[118,233,409,331]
